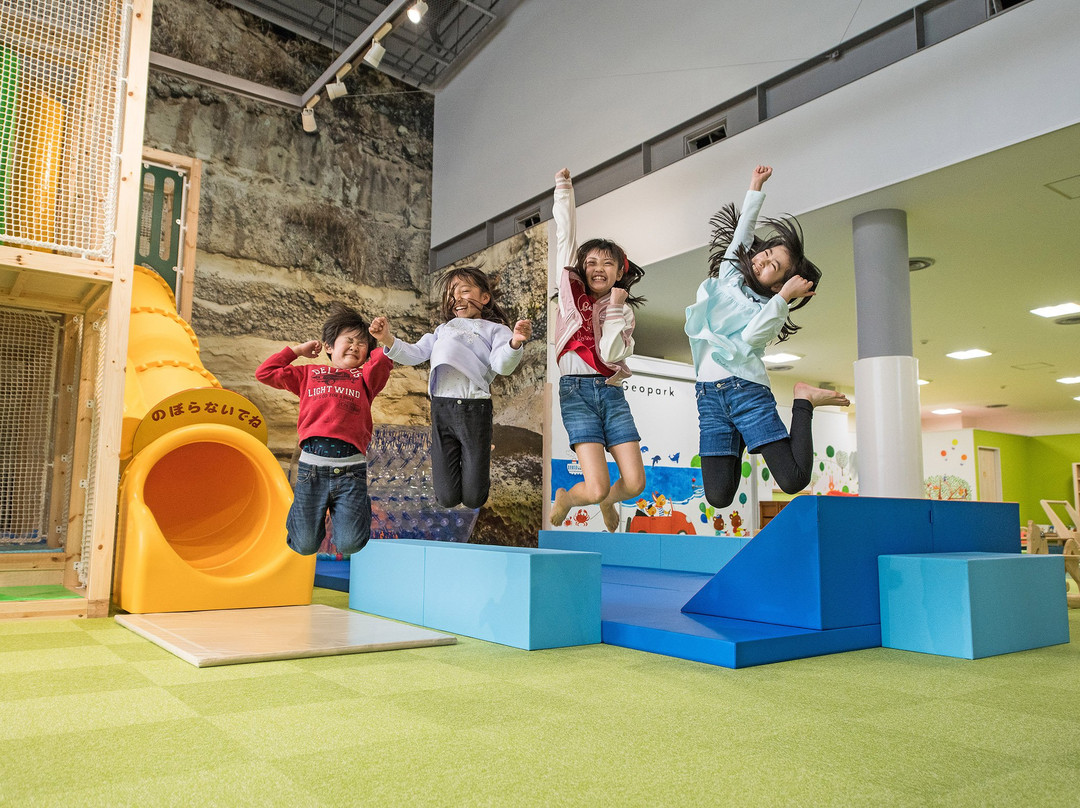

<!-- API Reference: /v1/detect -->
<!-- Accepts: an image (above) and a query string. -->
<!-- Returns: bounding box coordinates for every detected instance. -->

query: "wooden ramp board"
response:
[115,604,456,667]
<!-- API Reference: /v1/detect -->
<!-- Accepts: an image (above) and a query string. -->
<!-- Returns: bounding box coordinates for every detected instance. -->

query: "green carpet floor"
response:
[0,585,81,602]
[1,589,1078,807]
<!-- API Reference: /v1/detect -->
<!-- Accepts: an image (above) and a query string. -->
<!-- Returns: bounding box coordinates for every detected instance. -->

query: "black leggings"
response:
[701,399,814,508]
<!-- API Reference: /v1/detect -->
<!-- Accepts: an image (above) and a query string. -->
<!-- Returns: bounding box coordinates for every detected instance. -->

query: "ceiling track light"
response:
[363,39,386,68]
[408,1,428,23]
[363,22,393,69]
[301,95,319,133]
[326,64,352,100]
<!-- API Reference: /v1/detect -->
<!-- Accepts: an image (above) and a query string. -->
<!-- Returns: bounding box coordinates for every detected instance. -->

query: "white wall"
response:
[432,0,919,245]
[433,0,1080,257]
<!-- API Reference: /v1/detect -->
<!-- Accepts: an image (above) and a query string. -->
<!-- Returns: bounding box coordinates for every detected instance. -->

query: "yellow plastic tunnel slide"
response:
[113,266,313,614]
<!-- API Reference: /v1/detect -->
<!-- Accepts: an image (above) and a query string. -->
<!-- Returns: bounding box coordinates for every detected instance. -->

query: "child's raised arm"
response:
[553,168,577,275]
[749,164,772,192]
[291,339,322,359]
[510,319,532,350]
[369,316,395,348]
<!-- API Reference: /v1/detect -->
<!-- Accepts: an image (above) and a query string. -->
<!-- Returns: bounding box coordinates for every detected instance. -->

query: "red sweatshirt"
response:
[255,346,392,454]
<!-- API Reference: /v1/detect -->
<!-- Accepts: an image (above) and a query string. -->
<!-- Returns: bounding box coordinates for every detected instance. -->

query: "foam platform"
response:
[314,558,350,592]
[879,552,1070,659]
[600,497,1023,668]
[350,539,601,650]
[600,566,881,668]
[115,604,456,667]
[539,530,746,574]
[683,497,1020,630]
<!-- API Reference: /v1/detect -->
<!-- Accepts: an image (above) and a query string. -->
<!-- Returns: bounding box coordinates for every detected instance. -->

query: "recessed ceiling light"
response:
[1075,396,1080,402]
[986,403,1008,409]
[764,352,801,364]
[1057,376,1080,385]
[917,379,931,385]
[908,257,935,272]
[1031,302,1080,318]
[932,408,962,415]
[946,349,991,360]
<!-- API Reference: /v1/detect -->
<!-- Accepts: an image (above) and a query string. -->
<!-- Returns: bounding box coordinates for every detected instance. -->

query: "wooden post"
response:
[82,0,154,618]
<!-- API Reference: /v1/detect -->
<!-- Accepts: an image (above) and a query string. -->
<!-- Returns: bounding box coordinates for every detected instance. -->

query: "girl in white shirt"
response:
[684,165,848,508]
[370,267,531,509]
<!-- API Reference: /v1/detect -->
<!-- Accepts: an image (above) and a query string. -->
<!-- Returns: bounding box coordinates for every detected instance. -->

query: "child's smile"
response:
[583,248,622,298]
[448,277,491,319]
[751,246,793,293]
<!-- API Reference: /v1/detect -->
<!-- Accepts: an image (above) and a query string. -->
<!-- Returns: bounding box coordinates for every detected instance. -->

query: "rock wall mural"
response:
[145,0,542,547]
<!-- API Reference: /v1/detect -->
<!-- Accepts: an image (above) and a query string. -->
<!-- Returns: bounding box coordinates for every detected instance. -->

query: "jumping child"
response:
[684,164,849,509]
[549,167,647,532]
[256,301,392,555]
[369,266,531,509]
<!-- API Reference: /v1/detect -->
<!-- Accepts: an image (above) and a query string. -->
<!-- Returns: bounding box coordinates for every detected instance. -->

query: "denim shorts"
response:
[559,375,641,449]
[696,377,789,456]
[287,461,370,556]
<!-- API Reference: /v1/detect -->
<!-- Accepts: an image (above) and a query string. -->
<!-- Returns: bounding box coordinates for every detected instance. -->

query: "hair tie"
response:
[623,255,630,273]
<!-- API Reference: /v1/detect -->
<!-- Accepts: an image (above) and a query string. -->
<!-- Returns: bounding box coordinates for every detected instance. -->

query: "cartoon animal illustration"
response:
[712,513,725,533]
[635,497,658,516]
[668,452,680,463]
[651,455,661,467]
[729,510,744,536]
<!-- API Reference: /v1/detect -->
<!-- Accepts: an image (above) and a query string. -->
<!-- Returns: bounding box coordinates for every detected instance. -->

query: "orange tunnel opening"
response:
[142,441,272,573]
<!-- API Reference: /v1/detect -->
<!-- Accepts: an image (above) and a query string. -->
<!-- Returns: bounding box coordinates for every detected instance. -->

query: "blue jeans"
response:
[695,378,789,456]
[286,461,371,556]
[558,376,640,449]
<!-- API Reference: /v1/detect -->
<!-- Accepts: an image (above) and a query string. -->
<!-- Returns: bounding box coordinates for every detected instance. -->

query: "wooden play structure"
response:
[1026,500,1080,609]
[0,0,153,618]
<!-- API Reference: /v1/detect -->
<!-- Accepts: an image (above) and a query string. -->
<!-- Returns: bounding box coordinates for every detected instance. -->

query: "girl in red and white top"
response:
[550,167,647,533]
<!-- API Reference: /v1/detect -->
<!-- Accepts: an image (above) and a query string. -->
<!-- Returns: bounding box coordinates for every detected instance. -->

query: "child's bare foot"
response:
[794,382,850,408]
[600,501,620,533]
[550,488,571,526]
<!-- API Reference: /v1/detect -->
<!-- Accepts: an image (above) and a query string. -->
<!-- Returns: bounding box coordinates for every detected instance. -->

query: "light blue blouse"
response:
[684,189,790,389]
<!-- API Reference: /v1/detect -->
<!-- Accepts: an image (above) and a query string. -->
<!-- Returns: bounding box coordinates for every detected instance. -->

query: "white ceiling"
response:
[633,122,1080,437]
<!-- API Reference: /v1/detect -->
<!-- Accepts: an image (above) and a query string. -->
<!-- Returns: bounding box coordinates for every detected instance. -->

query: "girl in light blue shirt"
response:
[684,165,849,508]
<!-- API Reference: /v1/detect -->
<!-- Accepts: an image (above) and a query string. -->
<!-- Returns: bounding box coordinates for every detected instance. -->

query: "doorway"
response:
[976,446,1002,502]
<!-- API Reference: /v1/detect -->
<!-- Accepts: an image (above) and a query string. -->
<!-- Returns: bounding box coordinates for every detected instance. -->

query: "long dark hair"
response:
[708,203,820,341]
[569,238,646,308]
[322,301,376,355]
[438,265,512,326]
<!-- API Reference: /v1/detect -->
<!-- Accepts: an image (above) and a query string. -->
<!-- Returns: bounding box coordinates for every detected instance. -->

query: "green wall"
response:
[973,430,1080,525]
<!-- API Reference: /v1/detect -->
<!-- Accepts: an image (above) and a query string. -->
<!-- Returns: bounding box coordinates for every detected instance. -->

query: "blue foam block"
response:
[538,530,742,573]
[350,539,427,625]
[660,534,746,573]
[349,539,601,650]
[683,496,1020,631]
[314,558,350,592]
[538,530,661,568]
[879,552,1070,659]
[600,566,881,668]
[929,500,1021,553]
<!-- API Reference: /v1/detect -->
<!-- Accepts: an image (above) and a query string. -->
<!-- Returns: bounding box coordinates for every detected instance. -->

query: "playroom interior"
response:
[2,0,1080,804]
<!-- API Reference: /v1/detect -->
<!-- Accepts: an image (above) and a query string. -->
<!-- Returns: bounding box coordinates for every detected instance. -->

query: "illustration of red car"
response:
[627,510,697,535]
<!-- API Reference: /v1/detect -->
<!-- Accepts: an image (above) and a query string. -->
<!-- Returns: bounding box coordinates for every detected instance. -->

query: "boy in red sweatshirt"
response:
[256,302,392,555]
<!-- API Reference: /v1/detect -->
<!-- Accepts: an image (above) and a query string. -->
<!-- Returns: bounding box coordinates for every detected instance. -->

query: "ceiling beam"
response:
[148,52,303,109]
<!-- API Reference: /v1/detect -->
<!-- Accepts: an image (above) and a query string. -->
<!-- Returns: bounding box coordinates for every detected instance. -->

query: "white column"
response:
[852,209,924,498]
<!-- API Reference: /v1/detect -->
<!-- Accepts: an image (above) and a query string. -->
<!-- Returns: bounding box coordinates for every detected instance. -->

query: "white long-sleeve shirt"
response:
[385,318,523,399]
